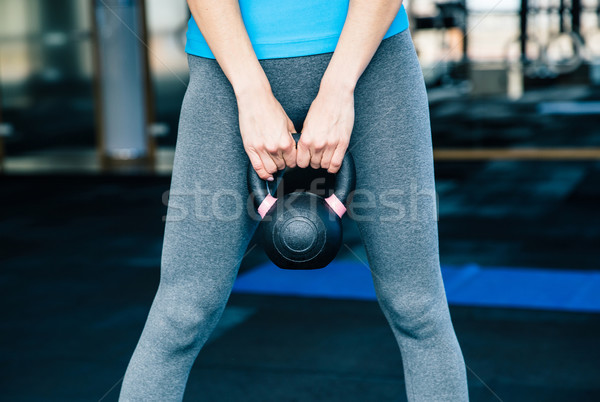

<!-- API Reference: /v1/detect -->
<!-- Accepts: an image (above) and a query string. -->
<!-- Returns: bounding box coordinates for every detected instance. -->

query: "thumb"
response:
[281,133,297,168]
[287,117,296,134]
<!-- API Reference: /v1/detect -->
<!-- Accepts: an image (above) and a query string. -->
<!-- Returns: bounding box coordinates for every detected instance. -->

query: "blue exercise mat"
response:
[232,261,600,312]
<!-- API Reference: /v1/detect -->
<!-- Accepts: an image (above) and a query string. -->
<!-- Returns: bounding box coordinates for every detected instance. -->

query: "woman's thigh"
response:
[160,55,259,292]
[349,30,445,308]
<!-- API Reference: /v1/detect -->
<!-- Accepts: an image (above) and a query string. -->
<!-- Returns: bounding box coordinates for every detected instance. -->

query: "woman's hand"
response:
[237,85,298,181]
[296,80,355,173]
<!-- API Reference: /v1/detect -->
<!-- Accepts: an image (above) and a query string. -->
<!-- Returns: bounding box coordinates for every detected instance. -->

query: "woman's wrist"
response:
[320,68,357,96]
[232,67,272,100]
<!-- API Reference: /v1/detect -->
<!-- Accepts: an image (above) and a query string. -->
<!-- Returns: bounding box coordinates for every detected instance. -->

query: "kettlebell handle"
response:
[247,133,356,219]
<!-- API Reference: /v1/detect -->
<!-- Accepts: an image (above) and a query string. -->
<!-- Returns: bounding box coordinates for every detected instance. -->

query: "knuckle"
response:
[265,143,278,154]
[251,160,263,171]
[280,139,294,150]
[298,139,309,149]
[313,141,325,151]
[255,167,267,177]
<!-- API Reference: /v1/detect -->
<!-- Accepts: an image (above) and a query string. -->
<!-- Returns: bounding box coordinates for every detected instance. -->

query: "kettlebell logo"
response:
[248,133,356,270]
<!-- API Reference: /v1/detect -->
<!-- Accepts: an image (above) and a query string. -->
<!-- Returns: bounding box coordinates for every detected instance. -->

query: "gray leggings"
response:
[119,29,468,401]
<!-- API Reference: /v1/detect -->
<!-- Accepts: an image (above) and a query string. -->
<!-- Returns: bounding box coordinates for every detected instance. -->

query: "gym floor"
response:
[2,87,600,401]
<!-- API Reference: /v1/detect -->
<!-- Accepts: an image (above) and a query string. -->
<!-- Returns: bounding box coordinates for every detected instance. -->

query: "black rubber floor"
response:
[1,170,599,401]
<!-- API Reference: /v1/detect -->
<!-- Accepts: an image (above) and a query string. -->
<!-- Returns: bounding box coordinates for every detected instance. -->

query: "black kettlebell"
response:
[248,133,356,270]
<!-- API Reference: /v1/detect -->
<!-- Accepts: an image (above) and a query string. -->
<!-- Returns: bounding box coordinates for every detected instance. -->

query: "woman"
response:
[119,0,469,400]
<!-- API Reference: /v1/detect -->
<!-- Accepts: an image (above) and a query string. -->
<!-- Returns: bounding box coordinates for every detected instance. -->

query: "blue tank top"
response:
[185,1,409,60]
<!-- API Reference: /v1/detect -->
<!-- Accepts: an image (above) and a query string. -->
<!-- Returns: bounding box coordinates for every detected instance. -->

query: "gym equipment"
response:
[510,0,597,79]
[248,133,356,270]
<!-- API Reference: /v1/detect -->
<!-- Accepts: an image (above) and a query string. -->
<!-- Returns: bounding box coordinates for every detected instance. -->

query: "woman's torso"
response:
[185,0,409,60]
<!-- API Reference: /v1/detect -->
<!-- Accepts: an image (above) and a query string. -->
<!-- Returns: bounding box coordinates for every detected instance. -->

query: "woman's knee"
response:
[148,286,226,353]
[376,286,451,340]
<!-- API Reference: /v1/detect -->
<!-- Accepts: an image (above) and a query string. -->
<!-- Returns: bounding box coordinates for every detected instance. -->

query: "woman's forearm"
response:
[321,0,403,92]
[186,0,270,97]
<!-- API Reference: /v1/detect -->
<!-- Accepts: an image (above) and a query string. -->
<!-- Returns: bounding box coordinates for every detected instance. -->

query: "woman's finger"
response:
[247,148,272,181]
[296,139,312,169]
[267,149,286,170]
[327,141,347,174]
[310,148,323,169]
[305,137,325,169]
[260,135,286,172]
[259,150,279,179]
[319,139,337,170]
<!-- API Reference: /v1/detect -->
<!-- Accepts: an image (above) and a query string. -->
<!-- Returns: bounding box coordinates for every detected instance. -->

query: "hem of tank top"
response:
[186,24,407,47]
[185,28,408,60]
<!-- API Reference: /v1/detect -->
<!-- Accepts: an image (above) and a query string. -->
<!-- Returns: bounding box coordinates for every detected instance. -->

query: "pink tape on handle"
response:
[325,194,346,218]
[257,194,277,219]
